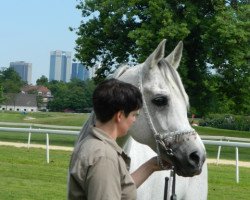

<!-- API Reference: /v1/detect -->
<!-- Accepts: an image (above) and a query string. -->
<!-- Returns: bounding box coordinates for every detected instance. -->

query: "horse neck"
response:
[117,64,142,87]
[75,112,95,144]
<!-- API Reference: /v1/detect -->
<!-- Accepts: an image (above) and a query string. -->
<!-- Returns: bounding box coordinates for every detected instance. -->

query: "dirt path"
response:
[1,141,250,168]
[206,158,250,168]
[0,141,73,151]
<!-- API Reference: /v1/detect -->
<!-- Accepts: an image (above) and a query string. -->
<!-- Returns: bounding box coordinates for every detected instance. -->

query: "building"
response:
[71,63,89,81]
[49,50,71,82]
[10,61,32,84]
[21,85,52,111]
[0,93,37,112]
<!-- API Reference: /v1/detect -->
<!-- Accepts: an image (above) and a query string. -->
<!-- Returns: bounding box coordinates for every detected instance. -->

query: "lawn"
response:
[208,164,250,200]
[194,126,250,162]
[0,146,249,200]
[194,126,250,138]
[0,111,89,126]
[1,112,249,199]
[0,146,71,200]
[0,131,78,147]
[0,111,250,161]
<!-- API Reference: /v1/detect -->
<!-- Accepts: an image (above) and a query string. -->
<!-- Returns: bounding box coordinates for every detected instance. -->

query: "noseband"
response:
[137,65,197,169]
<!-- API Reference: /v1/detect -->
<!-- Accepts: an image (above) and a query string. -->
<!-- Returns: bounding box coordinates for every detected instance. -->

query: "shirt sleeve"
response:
[86,156,121,200]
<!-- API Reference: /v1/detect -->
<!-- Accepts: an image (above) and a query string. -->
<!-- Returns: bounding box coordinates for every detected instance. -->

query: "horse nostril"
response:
[189,151,200,166]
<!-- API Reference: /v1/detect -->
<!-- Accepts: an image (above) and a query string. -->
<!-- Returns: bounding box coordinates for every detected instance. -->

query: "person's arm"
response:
[130,157,170,188]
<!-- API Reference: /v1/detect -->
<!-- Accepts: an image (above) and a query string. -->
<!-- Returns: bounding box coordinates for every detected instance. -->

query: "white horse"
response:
[76,39,207,200]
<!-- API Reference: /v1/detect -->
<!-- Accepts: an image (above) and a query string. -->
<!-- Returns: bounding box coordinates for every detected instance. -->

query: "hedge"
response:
[199,114,250,131]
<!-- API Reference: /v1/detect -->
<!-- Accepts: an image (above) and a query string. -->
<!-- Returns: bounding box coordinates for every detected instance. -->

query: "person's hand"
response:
[147,156,172,172]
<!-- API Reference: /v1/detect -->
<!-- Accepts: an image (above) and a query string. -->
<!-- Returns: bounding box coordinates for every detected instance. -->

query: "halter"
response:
[137,65,197,169]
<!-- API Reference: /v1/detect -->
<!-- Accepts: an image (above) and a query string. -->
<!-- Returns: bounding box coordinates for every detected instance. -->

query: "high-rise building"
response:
[10,61,32,84]
[49,50,71,82]
[71,63,89,81]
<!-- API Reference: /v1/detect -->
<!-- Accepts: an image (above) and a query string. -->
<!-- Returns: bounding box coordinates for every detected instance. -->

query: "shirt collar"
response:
[92,126,123,155]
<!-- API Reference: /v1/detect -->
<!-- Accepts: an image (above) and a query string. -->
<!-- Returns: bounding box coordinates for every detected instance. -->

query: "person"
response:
[68,78,167,200]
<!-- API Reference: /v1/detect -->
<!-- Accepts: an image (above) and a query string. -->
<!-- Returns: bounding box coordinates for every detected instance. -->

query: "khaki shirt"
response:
[68,126,137,200]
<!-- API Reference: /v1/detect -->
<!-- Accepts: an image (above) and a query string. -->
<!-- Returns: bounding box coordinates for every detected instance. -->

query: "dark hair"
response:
[93,78,142,123]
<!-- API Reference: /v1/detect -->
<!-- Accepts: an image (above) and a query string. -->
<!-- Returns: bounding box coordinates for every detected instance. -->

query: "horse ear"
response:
[165,41,183,69]
[145,39,166,68]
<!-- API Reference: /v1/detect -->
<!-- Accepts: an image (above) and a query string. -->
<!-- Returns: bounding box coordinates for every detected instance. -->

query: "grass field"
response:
[208,164,250,200]
[1,112,250,199]
[0,146,249,200]
[0,111,250,161]
[194,126,250,138]
[0,111,88,126]
[0,131,78,147]
[0,146,70,200]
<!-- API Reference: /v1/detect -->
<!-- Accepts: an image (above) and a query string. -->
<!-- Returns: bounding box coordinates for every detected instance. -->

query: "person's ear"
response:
[115,111,124,122]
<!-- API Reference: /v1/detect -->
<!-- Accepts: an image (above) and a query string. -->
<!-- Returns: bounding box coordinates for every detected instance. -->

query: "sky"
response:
[0,0,82,84]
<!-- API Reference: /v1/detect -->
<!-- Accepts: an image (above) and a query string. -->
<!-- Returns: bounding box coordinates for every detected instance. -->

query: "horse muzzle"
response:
[173,150,206,177]
[157,132,206,177]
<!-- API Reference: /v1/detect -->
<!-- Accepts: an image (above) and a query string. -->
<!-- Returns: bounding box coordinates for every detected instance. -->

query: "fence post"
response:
[235,147,239,183]
[216,139,222,165]
[27,126,32,149]
[46,133,50,163]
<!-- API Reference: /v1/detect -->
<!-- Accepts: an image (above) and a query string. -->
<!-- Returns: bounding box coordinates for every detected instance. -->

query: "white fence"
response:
[0,126,250,183]
[201,135,250,183]
[0,126,78,164]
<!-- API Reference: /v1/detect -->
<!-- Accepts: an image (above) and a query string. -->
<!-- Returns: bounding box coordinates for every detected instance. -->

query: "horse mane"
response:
[159,59,190,109]
[111,64,130,78]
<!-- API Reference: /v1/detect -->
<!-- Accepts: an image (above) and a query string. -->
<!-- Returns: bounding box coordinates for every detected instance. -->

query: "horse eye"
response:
[151,96,168,107]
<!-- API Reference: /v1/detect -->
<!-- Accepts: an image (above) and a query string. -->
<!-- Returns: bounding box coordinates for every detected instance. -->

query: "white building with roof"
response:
[0,93,38,112]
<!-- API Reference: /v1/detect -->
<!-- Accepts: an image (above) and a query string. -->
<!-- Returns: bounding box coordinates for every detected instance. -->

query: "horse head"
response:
[127,40,206,177]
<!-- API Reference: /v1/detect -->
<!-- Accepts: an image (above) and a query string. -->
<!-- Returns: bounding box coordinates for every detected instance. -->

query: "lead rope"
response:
[164,177,169,200]
[164,169,177,200]
[170,169,177,200]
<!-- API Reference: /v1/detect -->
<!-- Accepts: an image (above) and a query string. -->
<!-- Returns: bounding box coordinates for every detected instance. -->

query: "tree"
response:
[36,95,43,109]
[47,79,95,112]
[47,81,69,111]
[0,85,5,103]
[201,2,250,114]
[73,0,249,115]
[36,75,49,86]
[0,67,24,93]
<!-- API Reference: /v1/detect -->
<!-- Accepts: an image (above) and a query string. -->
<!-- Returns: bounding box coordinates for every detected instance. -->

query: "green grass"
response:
[194,126,250,138]
[0,111,89,126]
[206,146,250,162]
[208,164,250,200]
[0,131,78,147]
[1,131,249,161]
[0,111,85,146]
[0,112,250,161]
[193,126,250,162]
[0,146,249,200]
[0,146,72,200]
[1,112,250,199]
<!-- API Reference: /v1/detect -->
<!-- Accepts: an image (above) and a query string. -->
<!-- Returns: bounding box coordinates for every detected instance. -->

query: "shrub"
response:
[199,114,250,131]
